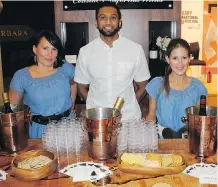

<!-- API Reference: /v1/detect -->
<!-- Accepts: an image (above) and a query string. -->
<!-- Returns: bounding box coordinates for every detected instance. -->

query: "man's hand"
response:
[135,80,148,102]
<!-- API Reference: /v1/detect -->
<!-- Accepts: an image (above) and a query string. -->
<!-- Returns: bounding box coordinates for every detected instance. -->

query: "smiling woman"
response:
[8,30,77,139]
[145,38,208,139]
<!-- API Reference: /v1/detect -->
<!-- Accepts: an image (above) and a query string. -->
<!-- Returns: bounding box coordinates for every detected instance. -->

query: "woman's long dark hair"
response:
[29,30,65,68]
[162,38,191,96]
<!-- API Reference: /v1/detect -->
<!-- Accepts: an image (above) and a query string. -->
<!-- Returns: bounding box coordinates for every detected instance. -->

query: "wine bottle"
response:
[2,92,13,113]
[149,29,158,59]
[207,71,212,83]
[81,31,86,47]
[199,95,207,116]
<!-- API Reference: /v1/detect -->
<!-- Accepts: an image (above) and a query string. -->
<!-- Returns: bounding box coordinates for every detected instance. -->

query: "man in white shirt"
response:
[74,2,150,120]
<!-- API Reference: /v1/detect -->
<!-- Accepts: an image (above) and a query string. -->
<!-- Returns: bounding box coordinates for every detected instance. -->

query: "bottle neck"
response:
[3,102,13,113]
[200,97,206,105]
[4,102,10,106]
[81,32,86,46]
[150,30,157,47]
[199,97,207,116]
[3,99,9,104]
[3,93,9,103]
[151,29,156,40]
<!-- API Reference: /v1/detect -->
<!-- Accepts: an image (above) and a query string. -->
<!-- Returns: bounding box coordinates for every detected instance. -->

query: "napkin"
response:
[183,163,218,184]
[59,162,112,182]
[0,169,7,181]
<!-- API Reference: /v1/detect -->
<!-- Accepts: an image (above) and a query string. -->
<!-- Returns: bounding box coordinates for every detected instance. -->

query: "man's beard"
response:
[97,25,120,37]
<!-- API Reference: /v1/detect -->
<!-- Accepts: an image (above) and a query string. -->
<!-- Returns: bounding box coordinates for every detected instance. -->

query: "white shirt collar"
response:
[98,35,122,48]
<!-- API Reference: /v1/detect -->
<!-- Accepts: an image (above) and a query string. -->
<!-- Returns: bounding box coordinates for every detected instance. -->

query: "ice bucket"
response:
[80,107,121,160]
[0,104,30,153]
[182,106,217,157]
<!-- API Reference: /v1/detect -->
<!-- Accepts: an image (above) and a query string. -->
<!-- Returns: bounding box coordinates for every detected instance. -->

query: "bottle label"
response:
[149,50,158,59]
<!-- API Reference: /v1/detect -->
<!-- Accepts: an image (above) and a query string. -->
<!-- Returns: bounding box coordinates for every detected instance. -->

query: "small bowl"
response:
[11,150,57,181]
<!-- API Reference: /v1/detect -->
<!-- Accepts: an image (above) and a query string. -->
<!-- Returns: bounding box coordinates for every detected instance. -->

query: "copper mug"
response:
[80,107,121,160]
[182,105,217,157]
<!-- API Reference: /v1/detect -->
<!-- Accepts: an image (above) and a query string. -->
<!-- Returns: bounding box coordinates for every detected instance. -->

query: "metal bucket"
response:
[182,106,217,157]
[0,104,30,153]
[80,107,121,160]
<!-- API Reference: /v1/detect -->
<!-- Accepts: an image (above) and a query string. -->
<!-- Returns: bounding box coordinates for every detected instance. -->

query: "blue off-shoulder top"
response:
[145,77,208,132]
[10,62,75,138]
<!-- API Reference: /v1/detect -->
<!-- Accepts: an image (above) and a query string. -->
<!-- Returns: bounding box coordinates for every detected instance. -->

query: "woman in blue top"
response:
[145,38,208,139]
[9,30,77,139]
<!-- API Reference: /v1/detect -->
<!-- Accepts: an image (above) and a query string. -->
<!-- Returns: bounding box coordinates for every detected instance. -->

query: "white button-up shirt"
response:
[74,36,150,120]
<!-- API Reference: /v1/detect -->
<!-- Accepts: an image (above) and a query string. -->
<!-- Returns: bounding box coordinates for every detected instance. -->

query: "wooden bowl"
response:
[11,150,57,181]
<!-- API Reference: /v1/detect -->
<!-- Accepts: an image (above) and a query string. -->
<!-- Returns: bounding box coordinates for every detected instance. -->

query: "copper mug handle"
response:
[80,118,90,132]
[181,116,188,124]
[111,122,122,137]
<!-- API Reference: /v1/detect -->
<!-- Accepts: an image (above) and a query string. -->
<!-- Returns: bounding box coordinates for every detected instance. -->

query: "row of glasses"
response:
[42,117,85,170]
[117,118,158,155]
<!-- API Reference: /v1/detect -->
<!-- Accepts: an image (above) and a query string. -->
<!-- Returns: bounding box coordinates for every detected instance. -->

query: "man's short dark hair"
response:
[95,2,122,20]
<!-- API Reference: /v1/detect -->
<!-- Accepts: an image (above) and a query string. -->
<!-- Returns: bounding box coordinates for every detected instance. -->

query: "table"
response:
[0,139,217,187]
